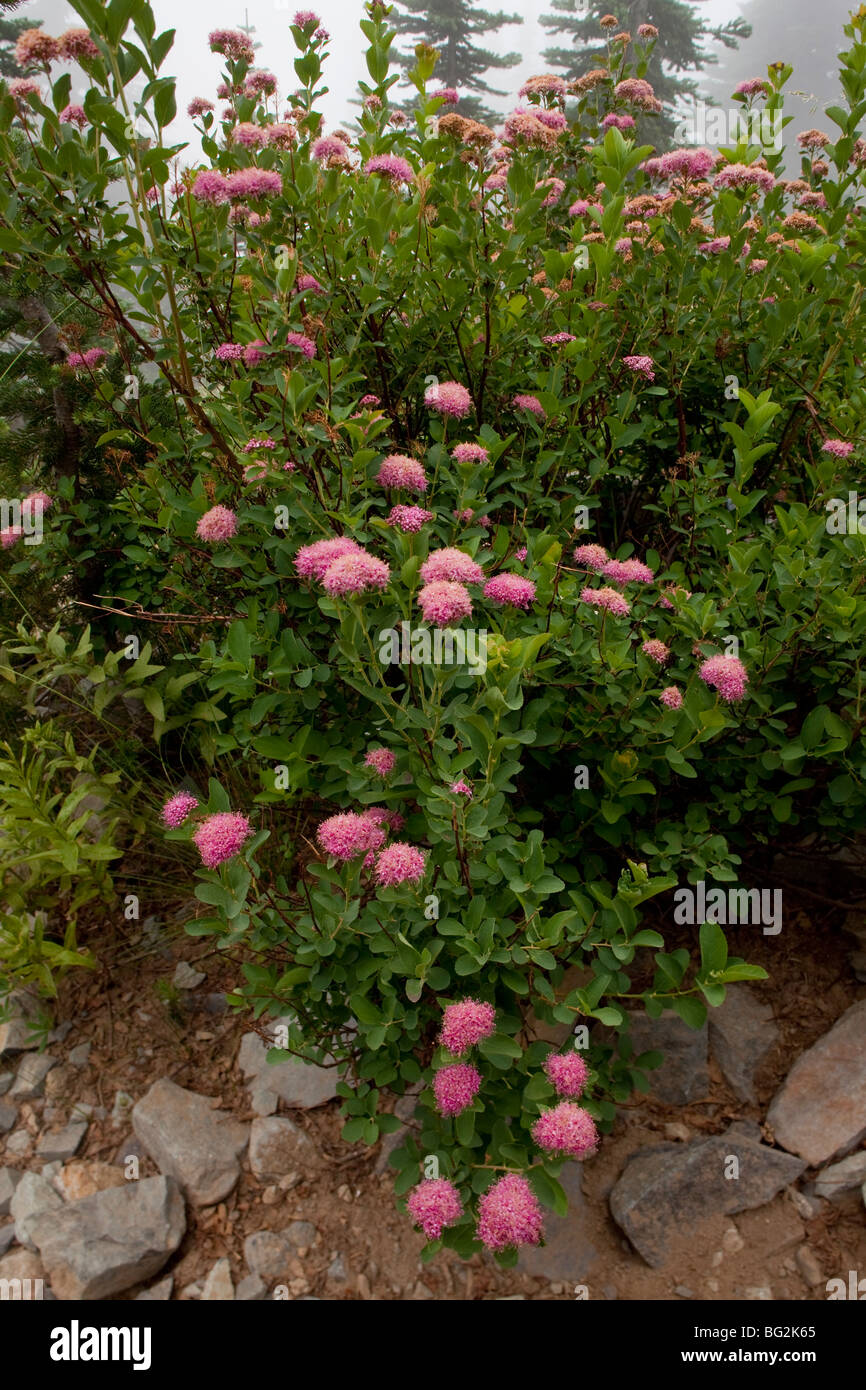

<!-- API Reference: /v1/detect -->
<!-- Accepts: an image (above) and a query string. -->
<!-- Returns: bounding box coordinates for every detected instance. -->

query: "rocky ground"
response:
[1,882,865,1302]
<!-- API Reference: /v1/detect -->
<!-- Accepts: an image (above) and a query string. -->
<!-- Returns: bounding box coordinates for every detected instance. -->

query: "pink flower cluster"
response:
[439,998,496,1055]
[417,581,473,627]
[364,748,396,777]
[433,1062,481,1116]
[544,1051,589,1098]
[196,506,237,543]
[580,585,631,617]
[406,1179,463,1240]
[476,1174,544,1252]
[387,505,433,532]
[424,380,472,419]
[377,455,428,493]
[193,812,253,868]
[162,792,199,828]
[421,548,483,585]
[483,573,536,609]
[532,1102,599,1159]
[699,654,749,703]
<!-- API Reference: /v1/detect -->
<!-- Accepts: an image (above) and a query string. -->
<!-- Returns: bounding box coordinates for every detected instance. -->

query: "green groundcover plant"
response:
[0,0,865,1260]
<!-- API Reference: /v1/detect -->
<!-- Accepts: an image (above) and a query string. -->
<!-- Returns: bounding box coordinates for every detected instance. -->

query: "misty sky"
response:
[21,0,844,153]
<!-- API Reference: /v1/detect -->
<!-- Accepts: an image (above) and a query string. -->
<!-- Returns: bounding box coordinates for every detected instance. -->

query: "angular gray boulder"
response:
[767,1000,866,1166]
[609,1121,806,1267]
[132,1078,249,1206]
[28,1175,185,1299]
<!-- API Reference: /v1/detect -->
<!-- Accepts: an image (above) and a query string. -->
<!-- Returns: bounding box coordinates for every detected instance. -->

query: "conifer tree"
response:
[390,0,523,124]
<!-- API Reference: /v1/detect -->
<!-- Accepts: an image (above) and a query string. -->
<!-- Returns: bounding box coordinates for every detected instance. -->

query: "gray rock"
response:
[609,1122,807,1268]
[236,1273,267,1300]
[284,1220,317,1249]
[708,987,779,1104]
[204,994,228,1016]
[48,1022,73,1045]
[0,1222,14,1256]
[238,1029,340,1116]
[624,1011,708,1104]
[249,1116,321,1181]
[0,1102,17,1134]
[132,1078,249,1206]
[0,1167,22,1215]
[36,1121,87,1162]
[43,1063,76,1101]
[201,1257,234,1300]
[0,992,44,1055]
[0,1073,13,1096]
[244,1229,292,1281]
[767,1000,866,1166]
[674,1285,695,1298]
[0,1247,47,1291]
[173,961,205,991]
[743,1285,773,1300]
[326,1252,349,1284]
[136,1275,173,1301]
[518,1162,599,1281]
[11,1171,64,1251]
[3,1129,30,1158]
[67,1043,91,1070]
[27,1175,185,1300]
[814,1151,866,1200]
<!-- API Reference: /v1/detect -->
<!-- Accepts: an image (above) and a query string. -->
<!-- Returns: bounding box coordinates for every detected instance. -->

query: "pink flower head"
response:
[295,274,323,294]
[421,548,484,585]
[196,505,238,543]
[440,999,496,1055]
[602,557,654,584]
[232,121,266,148]
[192,171,230,205]
[452,443,489,464]
[424,380,472,419]
[512,393,546,418]
[417,581,472,627]
[613,77,661,112]
[188,97,215,118]
[450,780,473,798]
[713,162,776,194]
[244,437,276,453]
[312,134,350,164]
[317,812,385,860]
[538,176,566,208]
[485,171,508,192]
[208,29,256,62]
[580,585,631,617]
[374,842,426,887]
[433,87,459,105]
[734,78,768,97]
[544,1051,589,1098]
[377,454,428,493]
[58,29,100,62]
[622,354,655,380]
[660,685,683,709]
[59,104,88,128]
[698,235,731,255]
[226,168,282,200]
[243,339,268,366]
[7,79,42,103]
[364,748,396,777]
[532,1102,599,1159]
[797,129,829,150]
[21,492,51,526]
[244,69,277,96]
[322,549,390,597]
[406,1179,462,1240]
[643,147,717,182]
[483,573,536,610]
[162,792,199,828]
[365,154,414,184]
[285,330,317,359]
[569,198,603,217]
[641,638,670,665]
[293,10,320,28]
[433,1062,481,1116]
[0,526,23,549]
[476,1174,544,1252]
[574,543,609,571]
[360,393,381,408]
[267,123,297,148]
[699,654,749,703]
[822,439,854,457]
[79,347,106,369]
[387,505,433,533]
[193,811,253,868]
[602,112,636,131]
[294,536,362,581]
[14,29,60,67]
[543,332,577,345]
[216,342,244,361]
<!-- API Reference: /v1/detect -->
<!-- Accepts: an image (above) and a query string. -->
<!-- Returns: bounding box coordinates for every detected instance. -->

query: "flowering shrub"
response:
[1,0,866,1260]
